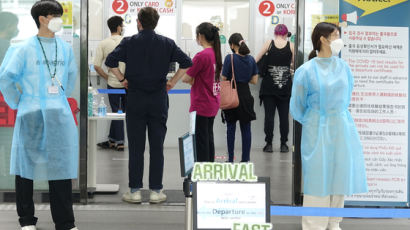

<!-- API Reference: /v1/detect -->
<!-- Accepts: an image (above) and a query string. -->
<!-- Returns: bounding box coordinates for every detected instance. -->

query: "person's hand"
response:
[122,79,128,89]
[182,76,194,85]
[167,79,175,92]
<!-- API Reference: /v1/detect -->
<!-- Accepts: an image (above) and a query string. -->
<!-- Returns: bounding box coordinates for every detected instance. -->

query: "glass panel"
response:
[0,0,81,190]
[302,0,339,62]
[181,0,249,58]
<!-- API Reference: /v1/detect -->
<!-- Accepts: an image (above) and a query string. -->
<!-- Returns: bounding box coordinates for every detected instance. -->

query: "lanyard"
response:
[37,36,64,91]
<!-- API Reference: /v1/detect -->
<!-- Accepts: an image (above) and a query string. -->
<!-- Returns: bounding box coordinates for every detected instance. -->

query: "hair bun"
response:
[287,32,292,37]
[212,26,219,33]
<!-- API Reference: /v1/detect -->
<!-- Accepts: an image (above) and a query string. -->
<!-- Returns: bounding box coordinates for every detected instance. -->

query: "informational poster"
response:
[58,0,73,45]
[340,0,410,205]
[271,0,296,18]
[311,14,339,29]
[109,0,177,37]
[343,26,409,203]
[195,182,267,230]
[258,1,275,17]
[111,0,176,16]
[258,0,295,18]
[257,0,295,27]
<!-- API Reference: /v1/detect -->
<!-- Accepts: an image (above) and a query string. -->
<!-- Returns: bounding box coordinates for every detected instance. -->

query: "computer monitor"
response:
[178,132,197,177]
[193,177,271,230]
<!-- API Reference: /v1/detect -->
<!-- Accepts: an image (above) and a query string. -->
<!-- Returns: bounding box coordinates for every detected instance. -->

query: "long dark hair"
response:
[308,22,339,60]
[196,22,222,81]
[228,33,250,55]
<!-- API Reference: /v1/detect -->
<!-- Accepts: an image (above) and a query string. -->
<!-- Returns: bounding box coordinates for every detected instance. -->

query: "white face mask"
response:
[329,38,344,56]
[48,17,63,33]
[121,27,125,36]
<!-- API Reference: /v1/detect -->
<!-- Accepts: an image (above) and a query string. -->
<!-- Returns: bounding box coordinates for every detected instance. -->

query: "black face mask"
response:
[231,48,235,53]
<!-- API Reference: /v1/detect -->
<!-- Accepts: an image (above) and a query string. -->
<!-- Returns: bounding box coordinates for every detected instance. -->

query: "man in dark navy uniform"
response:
[105,7,192,204]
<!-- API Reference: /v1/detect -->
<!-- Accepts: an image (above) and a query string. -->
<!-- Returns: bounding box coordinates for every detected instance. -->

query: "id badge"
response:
[48,85,59,94]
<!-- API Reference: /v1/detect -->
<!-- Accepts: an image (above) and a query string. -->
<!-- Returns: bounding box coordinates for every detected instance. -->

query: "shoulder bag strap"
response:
[266,40,273,55]
[230,54,237,89]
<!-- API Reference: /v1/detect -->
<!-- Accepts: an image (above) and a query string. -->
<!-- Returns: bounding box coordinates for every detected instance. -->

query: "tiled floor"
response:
[1,146,410,229]
[91,146,293,205]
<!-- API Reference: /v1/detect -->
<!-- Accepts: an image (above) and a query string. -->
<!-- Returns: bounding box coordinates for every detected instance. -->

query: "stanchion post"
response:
[184,176,193,230]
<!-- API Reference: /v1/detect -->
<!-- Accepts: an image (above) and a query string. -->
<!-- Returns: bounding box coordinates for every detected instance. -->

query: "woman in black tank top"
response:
[255,24,294,153]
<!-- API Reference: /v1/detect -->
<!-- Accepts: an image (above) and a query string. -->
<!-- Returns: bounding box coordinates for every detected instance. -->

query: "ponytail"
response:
[228,33,250,55]
[211,26,222,82]
[238,41,250,55]
[308,50,317,60]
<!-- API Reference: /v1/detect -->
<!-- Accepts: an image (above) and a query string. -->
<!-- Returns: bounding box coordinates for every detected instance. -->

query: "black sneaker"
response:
[97,141,115,149]
[280,143,289,153]
[263,143,273,153]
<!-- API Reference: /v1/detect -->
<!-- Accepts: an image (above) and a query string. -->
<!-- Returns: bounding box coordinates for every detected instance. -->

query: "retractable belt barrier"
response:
[97,89,191,94]
[270,206,410,218]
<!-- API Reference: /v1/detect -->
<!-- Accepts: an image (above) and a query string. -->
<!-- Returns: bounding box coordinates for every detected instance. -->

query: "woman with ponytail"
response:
[290,22,367,230]
[221,33,258,162]
[182,22,222,162]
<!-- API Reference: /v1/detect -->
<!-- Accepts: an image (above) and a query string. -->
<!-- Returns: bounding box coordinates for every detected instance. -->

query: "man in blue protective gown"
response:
[105,7,192,204]
[0,1,79,230]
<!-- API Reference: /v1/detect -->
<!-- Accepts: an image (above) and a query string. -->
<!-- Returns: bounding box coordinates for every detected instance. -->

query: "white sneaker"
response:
[149,190,167,204]
[122,190,142,203]
[327,223,342,230]
[21,226,36,230]
[71,228,79,230]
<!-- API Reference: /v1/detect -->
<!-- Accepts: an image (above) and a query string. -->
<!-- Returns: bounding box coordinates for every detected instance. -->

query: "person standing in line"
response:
[0,1,79,229]
[105,7,192,204]
[0,11,19,64]
[290,22,368,230]
[255,24,294,153]
[182,22,222,162]
[94,16,127,151]
[221,33,258,163]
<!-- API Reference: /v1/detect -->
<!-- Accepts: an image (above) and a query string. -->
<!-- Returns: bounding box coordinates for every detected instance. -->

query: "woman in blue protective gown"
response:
[290,22,368,230]
[0,1,79,230]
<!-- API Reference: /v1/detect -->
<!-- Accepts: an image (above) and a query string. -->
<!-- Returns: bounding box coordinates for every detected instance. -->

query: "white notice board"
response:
[193,178,270,230]
[342,26,409,204]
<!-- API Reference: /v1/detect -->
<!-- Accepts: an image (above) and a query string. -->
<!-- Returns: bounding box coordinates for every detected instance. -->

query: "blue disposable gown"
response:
[290,56,368,196]
[0,36,78,180]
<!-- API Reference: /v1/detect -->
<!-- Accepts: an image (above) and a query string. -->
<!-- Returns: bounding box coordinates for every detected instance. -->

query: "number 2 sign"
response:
[112,0,129,15]
[259,1,275,17]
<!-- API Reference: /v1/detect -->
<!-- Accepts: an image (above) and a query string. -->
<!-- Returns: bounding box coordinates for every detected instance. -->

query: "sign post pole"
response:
[184,177,193,230]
